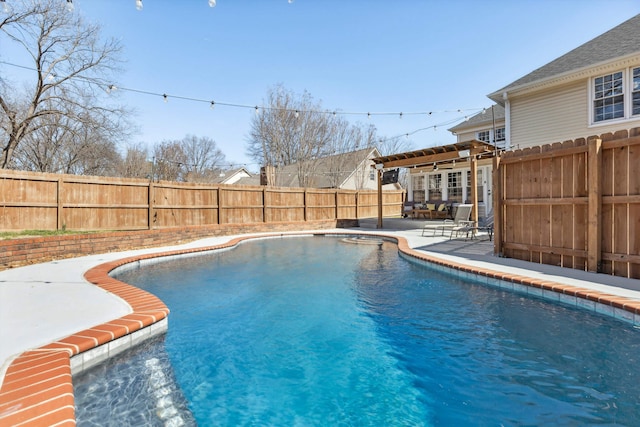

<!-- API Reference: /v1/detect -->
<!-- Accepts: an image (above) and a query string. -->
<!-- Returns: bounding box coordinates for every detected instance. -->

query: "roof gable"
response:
[273,147,379,188]
[448,104,505,133]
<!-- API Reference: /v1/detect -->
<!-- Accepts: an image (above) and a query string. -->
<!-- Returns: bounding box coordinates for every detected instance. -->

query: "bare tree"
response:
[248,85,334,186]
[152,135,226,182]
[11,97,126,175]
[180,135,226,183]
[119,143,151,179]
[153,140,187,182]
[0,0,128,169]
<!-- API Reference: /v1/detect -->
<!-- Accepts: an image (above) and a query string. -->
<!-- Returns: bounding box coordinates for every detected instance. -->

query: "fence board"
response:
[0,169,404,232]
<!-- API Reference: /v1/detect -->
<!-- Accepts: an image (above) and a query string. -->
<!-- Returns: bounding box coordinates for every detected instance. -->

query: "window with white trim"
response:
[594,71,624,122]
[447,171,462,203]
[476,128,505,143]
[592,67,640,123]
[427,174,441,201]
[633,67,640,116]
[412,175,425,203]
[477,130,490,142]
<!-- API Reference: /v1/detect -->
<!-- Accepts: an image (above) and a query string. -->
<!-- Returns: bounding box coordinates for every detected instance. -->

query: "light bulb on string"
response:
[106,85,117,94]
[294,110,299,119]
[1,0,11,14]
[255,106,259,114]
[209,0,216,6]
[66,0,74,12]
[399,112,403,119]
[163,94,168,103]
[136,0,143,11]
[210,101,215,110]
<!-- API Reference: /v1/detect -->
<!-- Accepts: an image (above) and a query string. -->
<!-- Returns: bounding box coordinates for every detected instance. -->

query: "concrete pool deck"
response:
[2,221,640,425]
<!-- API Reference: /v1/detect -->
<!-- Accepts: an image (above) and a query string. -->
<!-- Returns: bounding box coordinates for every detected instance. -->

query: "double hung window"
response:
[592,67,640,123]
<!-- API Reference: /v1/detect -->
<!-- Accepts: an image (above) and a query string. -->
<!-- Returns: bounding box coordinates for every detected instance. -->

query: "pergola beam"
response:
[377,146,490,169]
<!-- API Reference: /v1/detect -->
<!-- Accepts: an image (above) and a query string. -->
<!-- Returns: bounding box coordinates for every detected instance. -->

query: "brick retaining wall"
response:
[0,219,358,270]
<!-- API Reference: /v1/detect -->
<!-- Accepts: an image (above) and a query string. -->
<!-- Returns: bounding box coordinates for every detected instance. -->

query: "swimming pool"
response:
[74,236,640,425]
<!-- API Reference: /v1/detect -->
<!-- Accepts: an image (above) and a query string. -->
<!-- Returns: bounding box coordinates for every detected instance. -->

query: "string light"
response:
[66,0,74,12]
[209,0,216,6]
[0,59,485,143]
[135,0,143,11]
[1,0,11,14]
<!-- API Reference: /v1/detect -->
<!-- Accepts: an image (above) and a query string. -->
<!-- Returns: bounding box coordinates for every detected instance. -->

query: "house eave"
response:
[488,52,640,104]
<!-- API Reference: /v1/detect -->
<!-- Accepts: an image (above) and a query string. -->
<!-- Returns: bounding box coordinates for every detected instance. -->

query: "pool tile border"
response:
[2,232,640,425]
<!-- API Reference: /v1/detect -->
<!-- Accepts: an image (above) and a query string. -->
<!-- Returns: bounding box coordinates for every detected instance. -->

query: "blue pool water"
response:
[75,236,640,426]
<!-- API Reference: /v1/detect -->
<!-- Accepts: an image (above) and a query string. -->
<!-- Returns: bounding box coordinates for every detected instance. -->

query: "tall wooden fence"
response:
[494,128,640,279]
[0,170,404,231]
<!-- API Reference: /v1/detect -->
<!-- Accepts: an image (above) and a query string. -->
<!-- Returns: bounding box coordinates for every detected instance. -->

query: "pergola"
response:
[371,140,498,229]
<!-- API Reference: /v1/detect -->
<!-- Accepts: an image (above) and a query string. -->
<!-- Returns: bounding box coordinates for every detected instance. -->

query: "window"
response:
[427,174,441,201]
[447,171,462,203]
[477,128,505,143]
[466,170,484,203]
[594,71,624,122]
[634,67,640,116]
[412,175,425,203]
[369,170,375,181]
[477,130,490,142]
[592,67,640,123]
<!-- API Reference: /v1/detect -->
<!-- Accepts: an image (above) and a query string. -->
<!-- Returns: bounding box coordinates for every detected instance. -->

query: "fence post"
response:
[304,189,308,221]
[335,190,339,220]
[587,138,602,272]
[148,181,154,230]
[263,187,267,223]
[493,155,502,256]
[57,177,64,230]
[217,187,222,224]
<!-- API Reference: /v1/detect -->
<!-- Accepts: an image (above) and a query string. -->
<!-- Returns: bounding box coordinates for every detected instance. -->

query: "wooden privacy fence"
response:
[0,169,404,231]
[494,128,640,279]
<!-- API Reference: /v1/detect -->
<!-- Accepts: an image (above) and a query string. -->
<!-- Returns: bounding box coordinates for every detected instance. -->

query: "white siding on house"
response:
[510,77,640,149]
[510,80,588,149]
[455,129,478,143]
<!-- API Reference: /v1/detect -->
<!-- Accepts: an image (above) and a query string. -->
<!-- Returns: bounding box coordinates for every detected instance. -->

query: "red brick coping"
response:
[2,232,640,425]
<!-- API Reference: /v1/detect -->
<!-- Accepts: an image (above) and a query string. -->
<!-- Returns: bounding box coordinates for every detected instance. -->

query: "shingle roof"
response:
[273,147,379,188]
[448,104,505,132]
[489,14,640,100]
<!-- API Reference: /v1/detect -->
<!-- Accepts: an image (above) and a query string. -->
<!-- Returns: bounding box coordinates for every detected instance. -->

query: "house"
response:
[261,147,401,191]
[210,167,253,185]
[403,14,640,216]
[487,14,640,150]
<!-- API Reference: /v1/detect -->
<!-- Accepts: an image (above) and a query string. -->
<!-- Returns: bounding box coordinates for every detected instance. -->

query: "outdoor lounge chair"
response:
[421,204,473,237]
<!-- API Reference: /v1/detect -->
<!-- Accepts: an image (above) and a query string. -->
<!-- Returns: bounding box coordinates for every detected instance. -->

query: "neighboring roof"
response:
[448,104,505,133]
[273,147,379,188]
[372,140,497,169]
[489,14,640,102]
[235,175,261,186]
[211,167,251,184]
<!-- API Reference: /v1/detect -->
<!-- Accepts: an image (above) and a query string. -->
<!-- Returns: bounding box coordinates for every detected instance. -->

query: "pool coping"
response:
[2,231,640,425]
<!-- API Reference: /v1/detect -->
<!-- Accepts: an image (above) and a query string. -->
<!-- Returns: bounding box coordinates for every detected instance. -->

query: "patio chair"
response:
[453,209,494,241]
[421,204,473,237]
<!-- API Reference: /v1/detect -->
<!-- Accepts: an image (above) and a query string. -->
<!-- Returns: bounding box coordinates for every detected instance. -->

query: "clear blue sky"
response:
[3,0,640,171]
